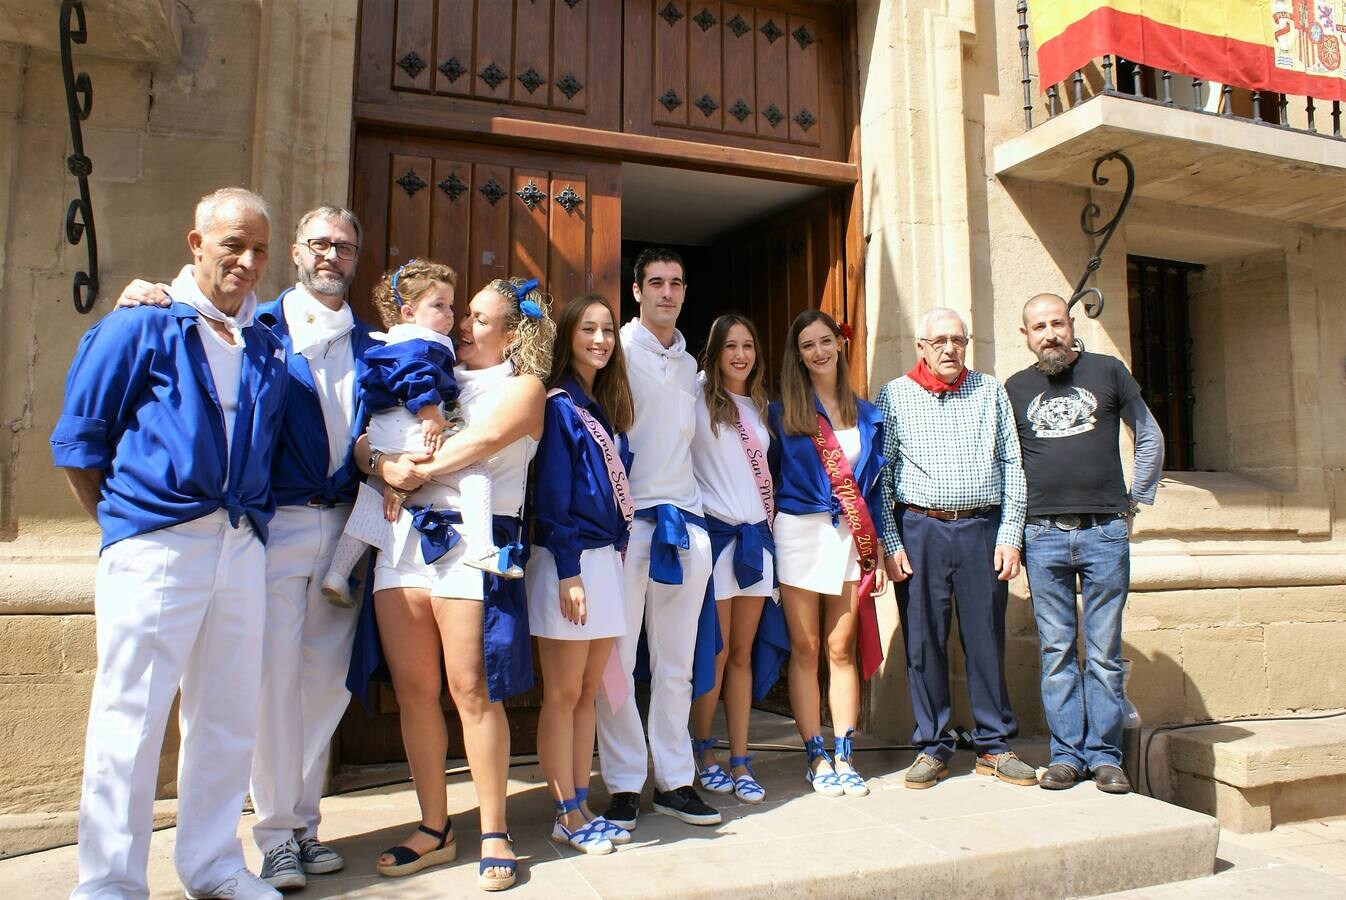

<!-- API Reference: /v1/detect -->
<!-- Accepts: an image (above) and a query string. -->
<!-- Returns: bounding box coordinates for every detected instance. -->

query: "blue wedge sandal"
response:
[375,818,456,878]
[478,831,517,891]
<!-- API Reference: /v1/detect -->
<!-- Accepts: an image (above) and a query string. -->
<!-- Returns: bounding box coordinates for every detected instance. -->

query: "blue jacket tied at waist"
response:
[636,504,705,585]
[705,515,773,591]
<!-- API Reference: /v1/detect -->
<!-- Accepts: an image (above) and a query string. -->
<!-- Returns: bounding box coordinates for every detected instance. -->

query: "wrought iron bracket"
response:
[60,0,99,313]
[1067,150,1134,321]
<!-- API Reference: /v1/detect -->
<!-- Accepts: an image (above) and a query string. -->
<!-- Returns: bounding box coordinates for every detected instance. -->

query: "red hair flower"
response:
[838,322,854,341]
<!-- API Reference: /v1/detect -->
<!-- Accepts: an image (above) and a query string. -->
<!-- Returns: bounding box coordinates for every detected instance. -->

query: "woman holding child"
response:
[526,294,635,855]
[769,310,887,799]
[352,268,554,891]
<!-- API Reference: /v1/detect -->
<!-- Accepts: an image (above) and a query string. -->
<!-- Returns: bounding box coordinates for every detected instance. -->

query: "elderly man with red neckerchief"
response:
[875,306,1033,790]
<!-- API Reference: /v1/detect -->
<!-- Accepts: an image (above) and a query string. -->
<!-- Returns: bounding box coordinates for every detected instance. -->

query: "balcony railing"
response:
[1015,1,1344,140]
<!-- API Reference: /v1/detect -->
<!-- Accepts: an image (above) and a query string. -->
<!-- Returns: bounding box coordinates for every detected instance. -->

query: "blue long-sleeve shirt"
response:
[766,396,886,523]
[50,302,288,549]
[530,376,633,579]
[258,295,380,507]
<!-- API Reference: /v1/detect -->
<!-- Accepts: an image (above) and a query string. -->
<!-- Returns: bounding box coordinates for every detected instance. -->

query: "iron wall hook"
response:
[1067,150,1135,320]
[60,0,99,314]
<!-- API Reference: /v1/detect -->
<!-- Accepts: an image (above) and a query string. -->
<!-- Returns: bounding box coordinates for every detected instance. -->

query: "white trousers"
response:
[596,518,712,793]
[250,505,359,852]
[74,511,265,899]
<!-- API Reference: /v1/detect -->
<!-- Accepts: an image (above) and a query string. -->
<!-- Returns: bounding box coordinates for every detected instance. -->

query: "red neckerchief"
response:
[906,359,968,394]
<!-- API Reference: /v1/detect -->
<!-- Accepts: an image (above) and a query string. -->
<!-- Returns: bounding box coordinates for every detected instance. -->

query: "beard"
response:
[299,263,352,298]
[1035,342,1071,375]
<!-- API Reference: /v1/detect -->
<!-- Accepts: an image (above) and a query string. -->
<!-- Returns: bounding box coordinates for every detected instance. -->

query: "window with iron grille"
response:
[1126,256,1204,471]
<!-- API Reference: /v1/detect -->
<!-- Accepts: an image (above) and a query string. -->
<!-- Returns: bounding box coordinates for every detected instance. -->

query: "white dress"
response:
[690,380,775,600]
[774,427,863,595]
[372,361,538,599]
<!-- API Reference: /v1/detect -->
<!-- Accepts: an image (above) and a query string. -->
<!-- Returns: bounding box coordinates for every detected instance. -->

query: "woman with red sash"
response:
[767,310,887,797]
[526,294,635,856]
[688,315,776,805]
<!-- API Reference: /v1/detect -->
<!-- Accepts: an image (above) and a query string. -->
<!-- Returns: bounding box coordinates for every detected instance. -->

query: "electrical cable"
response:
[1140,708,1346,797]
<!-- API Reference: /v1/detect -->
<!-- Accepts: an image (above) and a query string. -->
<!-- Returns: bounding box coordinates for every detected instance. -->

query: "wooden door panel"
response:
[351,132,622,329]
[624,0,846,160]
[358,0,620,131]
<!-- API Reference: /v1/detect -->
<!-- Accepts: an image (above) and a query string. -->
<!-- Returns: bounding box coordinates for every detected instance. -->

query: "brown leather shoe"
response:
[1092,764,1132,794]
[1038,762,1082,790]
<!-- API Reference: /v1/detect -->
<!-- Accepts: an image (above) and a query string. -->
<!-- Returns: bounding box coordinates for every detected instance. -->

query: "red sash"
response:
[810,414,884,680]
[733,401,775,525]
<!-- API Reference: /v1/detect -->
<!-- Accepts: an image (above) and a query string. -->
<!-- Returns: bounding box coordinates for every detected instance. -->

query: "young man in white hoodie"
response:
[597,248,721,828]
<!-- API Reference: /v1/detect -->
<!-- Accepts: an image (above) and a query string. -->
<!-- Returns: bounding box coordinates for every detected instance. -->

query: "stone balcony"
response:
[993,93,1346,230]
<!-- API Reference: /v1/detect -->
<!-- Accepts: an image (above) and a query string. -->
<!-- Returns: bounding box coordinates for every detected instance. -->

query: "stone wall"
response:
[0,0,357,822]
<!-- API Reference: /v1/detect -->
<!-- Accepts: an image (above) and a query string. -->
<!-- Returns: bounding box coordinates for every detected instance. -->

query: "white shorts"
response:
[525,545,626,640]
[371,509,484,600]
[709,536,775,600]
[774,511,861,595]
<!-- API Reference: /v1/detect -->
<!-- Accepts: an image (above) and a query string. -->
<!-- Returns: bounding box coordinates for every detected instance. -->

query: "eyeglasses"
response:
[300,238,359,261]
[920,335,968,351]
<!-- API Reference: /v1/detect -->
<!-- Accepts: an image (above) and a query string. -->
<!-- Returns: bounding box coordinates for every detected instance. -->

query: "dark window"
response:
[1127,256,1204,471]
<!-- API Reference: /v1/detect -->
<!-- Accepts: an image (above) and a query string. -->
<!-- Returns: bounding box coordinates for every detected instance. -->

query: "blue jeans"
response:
[1023,515,1130,771]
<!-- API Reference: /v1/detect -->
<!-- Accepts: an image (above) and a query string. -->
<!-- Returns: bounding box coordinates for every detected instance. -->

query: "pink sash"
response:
[733,400,775,525]
[810,414,884,680]
[548,388,633,525]
[548,388,633,713]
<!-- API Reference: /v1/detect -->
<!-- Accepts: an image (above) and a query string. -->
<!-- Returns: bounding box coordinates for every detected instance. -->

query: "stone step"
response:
[0,746,1219,898]
[1157,713,1346,833]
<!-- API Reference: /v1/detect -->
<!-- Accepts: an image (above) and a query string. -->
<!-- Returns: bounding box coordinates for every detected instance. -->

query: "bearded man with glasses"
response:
[875,307,1034,790]
[113,206,402,891]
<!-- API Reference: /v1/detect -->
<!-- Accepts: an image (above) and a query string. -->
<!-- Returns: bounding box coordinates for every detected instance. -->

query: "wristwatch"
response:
[368,449,384,474]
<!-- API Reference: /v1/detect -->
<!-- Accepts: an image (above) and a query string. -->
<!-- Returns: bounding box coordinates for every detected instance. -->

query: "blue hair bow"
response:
[512,277,544,319]
[391,258,419,307]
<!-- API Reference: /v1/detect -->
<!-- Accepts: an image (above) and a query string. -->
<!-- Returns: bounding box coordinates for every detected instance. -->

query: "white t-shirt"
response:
[835,426,862,470]
[620,319,702,512]
[196,317,244,465]
[283,284,356,476]
[691,376,772,525]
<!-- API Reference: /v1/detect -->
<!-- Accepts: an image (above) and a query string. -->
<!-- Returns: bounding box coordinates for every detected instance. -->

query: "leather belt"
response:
[903,504,995,522]
[1027,512,1126,530]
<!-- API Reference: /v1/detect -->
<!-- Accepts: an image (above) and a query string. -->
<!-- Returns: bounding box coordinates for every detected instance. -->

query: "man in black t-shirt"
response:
[1005,294,1163,796]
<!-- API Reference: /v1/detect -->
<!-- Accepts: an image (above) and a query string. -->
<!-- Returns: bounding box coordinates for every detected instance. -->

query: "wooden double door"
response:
[336,0,862,765]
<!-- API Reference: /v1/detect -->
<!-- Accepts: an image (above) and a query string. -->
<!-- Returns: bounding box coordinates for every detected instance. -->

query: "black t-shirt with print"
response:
[1005,351,1142,516]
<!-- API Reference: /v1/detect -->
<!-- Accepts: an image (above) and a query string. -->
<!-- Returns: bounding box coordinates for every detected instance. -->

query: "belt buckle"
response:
[1055,514,1081,531]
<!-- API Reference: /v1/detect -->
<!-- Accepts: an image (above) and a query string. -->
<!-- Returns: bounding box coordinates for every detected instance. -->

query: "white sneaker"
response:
[320,570,355,608]
[185,867,282,899]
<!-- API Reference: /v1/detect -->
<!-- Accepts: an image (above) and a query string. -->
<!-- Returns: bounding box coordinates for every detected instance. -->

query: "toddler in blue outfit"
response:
[321,259,519,607]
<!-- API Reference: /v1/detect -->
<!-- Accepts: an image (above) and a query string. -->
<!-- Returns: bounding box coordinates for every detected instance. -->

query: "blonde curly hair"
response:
[371,259,458,330]
[486,277,555,381]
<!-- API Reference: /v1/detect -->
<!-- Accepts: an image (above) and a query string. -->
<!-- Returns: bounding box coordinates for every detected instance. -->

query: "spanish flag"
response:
[1032,1,1346,102]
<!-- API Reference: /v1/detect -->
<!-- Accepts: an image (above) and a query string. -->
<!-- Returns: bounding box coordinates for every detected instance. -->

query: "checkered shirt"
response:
[875,369,1026,553]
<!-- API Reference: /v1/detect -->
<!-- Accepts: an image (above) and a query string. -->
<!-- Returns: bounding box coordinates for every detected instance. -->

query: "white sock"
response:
[326,532,367,584]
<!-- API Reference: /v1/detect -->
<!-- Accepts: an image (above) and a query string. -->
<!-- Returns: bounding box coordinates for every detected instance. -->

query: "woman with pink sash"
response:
[688,315,777,805]
[525,294,635,855]
[767,310,887,798]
